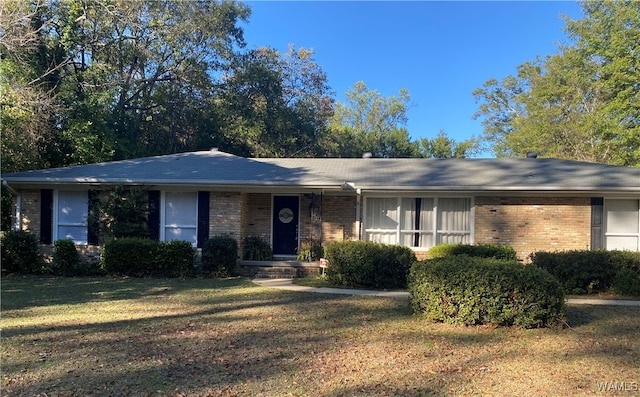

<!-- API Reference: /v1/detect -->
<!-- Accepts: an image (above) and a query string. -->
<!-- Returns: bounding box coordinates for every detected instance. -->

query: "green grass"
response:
[2,276,639,396]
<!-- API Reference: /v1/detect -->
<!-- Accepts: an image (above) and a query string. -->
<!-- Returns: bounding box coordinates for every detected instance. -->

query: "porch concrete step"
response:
[253,266,299,279]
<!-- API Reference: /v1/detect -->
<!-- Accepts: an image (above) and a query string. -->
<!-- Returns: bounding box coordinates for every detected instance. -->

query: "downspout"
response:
[355,188,362,241]
[2,180,21,231]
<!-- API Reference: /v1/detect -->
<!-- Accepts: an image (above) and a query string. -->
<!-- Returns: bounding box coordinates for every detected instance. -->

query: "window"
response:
[365,197,472,249]
[605,199,640,251]
[55,190,88,244]
[162,192,198,246]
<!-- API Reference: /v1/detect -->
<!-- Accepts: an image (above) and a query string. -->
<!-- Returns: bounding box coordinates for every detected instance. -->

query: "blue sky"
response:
[241,1,584,157]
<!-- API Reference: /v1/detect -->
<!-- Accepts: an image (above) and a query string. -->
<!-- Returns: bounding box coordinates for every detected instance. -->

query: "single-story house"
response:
[2,149,640,266]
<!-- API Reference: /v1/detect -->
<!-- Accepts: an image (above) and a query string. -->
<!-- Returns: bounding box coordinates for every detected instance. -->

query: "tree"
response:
[419,130,480,158]
[1,0,251,170]
[323,81,419,157]
[473,1,640,166]
[216,46,334,157]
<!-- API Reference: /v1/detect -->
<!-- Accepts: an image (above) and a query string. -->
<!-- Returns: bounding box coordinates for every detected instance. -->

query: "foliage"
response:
[409,256,566,328]
[418,130,480,158]
[0,230,43,274]
[202,235,238,277]
[473,1,640,166]
[51,239,80,276]
[242,237,273,261]
[531,250,640,295]
[157,240,195,278]
[322,81,420,158]
[88,185,149,244]
[324,241,416,289]
[428,243,518,261]
[101,238,195,278]
[296,240,323,261]
[218,45,334,157]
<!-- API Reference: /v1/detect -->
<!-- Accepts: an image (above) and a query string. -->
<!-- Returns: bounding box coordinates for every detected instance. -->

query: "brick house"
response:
[2,149,639,266]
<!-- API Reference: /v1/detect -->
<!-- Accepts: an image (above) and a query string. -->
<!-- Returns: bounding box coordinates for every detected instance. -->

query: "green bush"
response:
[242,237,272,260]
[102,238,195,277]
[324,241,416,289]
[101,238,159,277]
[202,235,238,277]
[428,243,518,261]
[157,240,195,278]
[51,239,80,276]
[0,230,43,274]
[530,250,640,294]
[611,268,640,295]
[409,256,565,328]
[297,240,324,261]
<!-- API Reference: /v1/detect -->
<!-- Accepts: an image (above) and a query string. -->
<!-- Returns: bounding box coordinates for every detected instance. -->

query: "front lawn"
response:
[1,276,639,396]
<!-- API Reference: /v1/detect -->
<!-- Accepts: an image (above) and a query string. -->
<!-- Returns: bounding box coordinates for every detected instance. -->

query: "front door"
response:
[273,195,299,256]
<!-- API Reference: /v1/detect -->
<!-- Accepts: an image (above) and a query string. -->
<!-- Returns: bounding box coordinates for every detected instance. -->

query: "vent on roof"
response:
[526,151,538,158]
[210,147,219,151]
[362,152,372,158]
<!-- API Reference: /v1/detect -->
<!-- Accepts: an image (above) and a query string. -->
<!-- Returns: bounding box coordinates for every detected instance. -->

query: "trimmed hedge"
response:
[51,239,80,276]
[409,256,565,328]
[324,241,416,289]
[0,230,43,274]
[101,238,195,277]
[428,243,518,261]
[202,235,238,277]
[530,250,640,295]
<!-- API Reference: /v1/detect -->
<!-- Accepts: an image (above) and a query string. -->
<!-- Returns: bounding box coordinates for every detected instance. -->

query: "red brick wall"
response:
[474,196,591,261]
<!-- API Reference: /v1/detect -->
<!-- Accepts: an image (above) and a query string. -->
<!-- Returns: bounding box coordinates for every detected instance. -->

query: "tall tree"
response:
[473,1,640,166]
[323,81,419,157]
[216,46,334,157]
[1,0,251,170]
[419,130,479,158]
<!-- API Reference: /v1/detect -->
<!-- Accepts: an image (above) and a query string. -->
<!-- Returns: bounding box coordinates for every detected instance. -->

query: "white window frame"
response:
[604,198,640,251]
[53,190,89,244]
[160,191,198,246]
[363,195,474,251]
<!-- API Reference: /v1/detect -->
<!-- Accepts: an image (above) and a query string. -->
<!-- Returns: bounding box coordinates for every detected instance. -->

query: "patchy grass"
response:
[1,276,639,396]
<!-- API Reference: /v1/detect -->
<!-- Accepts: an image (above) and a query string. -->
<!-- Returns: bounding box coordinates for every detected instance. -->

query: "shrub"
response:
[324,241,416,289]
[51,239,80,276]
[101,238,159,277]
[297,240,323,261]
[409,256,565,328]
[428,243,517,261]
[0,230,43,274]
[611,268,640,295]
[202,235,238,277]
[157,240,195,278]
[529,250,640,294]
[242,237,272,260]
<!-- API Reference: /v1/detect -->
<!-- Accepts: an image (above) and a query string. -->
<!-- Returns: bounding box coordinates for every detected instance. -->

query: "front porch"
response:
[236,260,323,279]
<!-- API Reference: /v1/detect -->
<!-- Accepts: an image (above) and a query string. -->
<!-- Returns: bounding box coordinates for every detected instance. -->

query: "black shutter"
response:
[148,190,161,241]
[197,191,210,248]
[40,189,53,244]
[87,190,100,245]
[591,197,604,250]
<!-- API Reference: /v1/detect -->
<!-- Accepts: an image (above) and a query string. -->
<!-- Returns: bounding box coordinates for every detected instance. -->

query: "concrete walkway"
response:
[252,278,640,306]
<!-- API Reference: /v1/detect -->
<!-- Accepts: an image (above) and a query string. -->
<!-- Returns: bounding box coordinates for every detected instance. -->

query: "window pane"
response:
[438,198,470,231]
[58,226,87,244]
[165,192,197,226]
[366,198,398,230]
[437,198,471,245]
[164,227,197,245]
[606,200,639,234]
[606,236,639,251]
[367,231,397,245]
[58,191,88,224]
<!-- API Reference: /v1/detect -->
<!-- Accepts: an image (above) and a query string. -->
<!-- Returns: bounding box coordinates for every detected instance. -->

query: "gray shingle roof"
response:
[3,150,639,193]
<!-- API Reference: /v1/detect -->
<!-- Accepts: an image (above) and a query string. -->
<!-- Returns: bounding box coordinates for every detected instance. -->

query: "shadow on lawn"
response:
[3,277,639,396]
